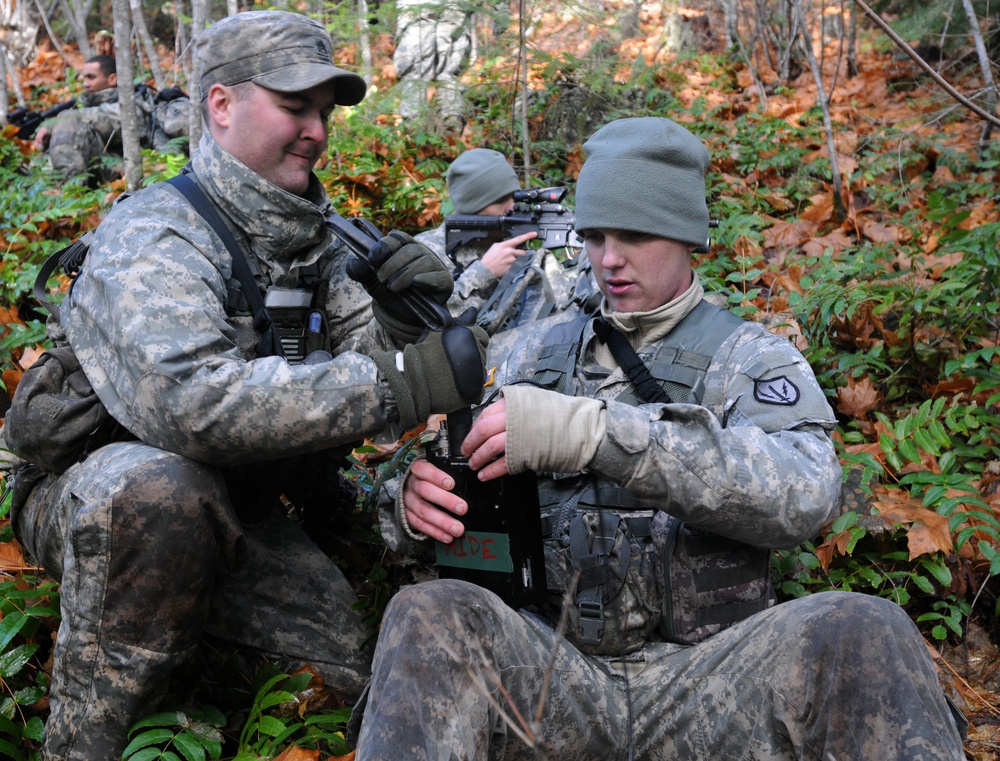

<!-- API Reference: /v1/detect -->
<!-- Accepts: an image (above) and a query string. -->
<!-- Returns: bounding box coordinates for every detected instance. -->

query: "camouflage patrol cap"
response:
[196,11,367,106]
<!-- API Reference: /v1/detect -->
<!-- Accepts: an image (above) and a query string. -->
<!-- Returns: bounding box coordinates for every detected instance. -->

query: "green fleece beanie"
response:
[447,148,521,214]
[575,117,710,248]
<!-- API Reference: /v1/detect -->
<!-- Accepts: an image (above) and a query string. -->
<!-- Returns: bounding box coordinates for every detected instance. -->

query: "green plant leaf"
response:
[256,714,288,738]
[122,728,177,757]
[0,644,38,678]
[174,731,215,761]
[0,611,27,651]
[919,556,952,588]
[912,574,936,595]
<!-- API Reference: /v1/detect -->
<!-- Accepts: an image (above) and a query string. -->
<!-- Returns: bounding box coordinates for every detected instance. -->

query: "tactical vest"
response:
[530,300,774,652]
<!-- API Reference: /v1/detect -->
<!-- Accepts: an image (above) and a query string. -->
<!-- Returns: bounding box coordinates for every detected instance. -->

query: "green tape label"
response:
[436,531,513,573]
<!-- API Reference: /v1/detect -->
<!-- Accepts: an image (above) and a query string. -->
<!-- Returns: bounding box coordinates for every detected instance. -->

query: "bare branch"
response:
[850,0,1000,129]
[33,0,72,68]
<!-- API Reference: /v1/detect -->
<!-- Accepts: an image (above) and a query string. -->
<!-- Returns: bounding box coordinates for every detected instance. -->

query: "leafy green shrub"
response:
[0,572,58,761]
[122,707,226,761]
[232,671,351,760]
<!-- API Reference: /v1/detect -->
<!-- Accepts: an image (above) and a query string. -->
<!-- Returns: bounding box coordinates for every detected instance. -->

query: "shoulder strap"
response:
[166,173,284,359]
[598,300,746,406]
[31,174,285,360]
[32,233,93,323]
[594,317,671,405]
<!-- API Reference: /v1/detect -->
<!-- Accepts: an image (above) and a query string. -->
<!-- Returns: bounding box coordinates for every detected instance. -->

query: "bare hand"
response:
[402,457,468,543]
[461,398,510,481]
[480,231,537,278]
[33,127,51,152]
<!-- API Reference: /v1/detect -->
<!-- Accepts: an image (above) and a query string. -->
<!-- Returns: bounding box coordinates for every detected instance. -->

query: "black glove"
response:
[372,325,488,430]
[346,231,454,343]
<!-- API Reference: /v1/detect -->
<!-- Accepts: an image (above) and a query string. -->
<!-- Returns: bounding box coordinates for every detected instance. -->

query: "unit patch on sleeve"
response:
[753,376,800,405]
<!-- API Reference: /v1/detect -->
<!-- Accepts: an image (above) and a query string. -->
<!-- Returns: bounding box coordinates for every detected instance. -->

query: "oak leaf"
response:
[875,497,954,559]
[836,375,880,419]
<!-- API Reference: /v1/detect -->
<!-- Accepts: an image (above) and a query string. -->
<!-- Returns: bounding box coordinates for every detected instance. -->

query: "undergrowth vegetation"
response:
[1,2,999,758]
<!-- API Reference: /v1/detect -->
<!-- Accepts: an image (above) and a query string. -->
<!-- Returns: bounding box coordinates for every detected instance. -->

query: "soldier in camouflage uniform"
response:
[34,54,191,185]
[0,11,486,760]
[417,147,579,333]
[32,54,117,154]
[350,118,967,760]
[393,0,471,130]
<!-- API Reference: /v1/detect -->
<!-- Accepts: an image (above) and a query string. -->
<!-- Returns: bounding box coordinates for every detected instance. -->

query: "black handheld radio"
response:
[336,214,546,609]
[425,409,546,609]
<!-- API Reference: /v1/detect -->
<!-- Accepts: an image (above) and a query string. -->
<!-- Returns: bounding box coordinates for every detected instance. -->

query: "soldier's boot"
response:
[34,446,238,760]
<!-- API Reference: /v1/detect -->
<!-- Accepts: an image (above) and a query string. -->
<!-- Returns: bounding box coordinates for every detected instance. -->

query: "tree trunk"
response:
[960,0,997,158]
[793,0,846,221]
[0,42,9,122]
[187,0,210,148]
[357,0,372,86]
[110,0,143,190]
[4,52,28,113]
[175,0,188,85]
[847,1,859,77]
[517,0,531,182]
[58,0,93,58]
[718,0,738,50]
[128,0,165,89]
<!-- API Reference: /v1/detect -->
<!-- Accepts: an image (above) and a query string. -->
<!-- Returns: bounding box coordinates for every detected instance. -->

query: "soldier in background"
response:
[417,147,581,333]
[32,54,117,153]
[417,148,535,321]
[34,53,192,185]
[393,0,471,132]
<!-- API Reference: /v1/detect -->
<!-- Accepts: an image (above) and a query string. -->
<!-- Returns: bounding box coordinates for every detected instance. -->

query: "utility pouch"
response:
[544,507,660,656]
[5,344,130,474]
[651,510,773,645]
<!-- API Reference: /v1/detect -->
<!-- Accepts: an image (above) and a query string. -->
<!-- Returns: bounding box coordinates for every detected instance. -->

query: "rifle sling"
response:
[593,316,672,405]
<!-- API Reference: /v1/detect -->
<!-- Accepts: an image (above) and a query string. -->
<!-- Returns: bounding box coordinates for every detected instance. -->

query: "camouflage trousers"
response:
[10,441,372,761]
[351,579,966,761]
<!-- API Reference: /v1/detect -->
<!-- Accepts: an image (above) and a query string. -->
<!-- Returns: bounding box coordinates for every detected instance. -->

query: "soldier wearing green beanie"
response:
[351,115,967,760]
[415,147,578,332]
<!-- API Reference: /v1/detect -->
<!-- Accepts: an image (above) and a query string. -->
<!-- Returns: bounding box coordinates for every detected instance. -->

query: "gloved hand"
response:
[346,231,454,344]
[372,325,489,430]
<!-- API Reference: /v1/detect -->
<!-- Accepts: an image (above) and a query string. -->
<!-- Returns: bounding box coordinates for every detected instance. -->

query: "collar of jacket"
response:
[80,88,119,108]
[189,131,334,273]
[590,276,706,362]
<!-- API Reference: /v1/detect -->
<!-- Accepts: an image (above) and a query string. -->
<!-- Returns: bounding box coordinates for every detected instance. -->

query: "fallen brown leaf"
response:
[836,375,880,419]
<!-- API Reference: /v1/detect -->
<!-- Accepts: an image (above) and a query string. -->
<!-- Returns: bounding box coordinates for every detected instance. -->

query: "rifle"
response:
[444,186,583,257]
[7,99,77,140]
[325,212,453,332]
